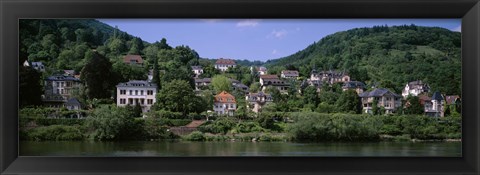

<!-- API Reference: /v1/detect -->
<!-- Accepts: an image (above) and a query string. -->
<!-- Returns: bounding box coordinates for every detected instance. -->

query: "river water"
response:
[20,141,461,157]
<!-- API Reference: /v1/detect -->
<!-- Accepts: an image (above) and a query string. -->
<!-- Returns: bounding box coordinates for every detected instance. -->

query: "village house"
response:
[424,92,445,117]
[281,70,299,79]
[251,66,268,75]
[359,88,402,114]
[64,98,84,118]
[401,80,430,98]
[215,58,236,71]
[123,54,144,66]
[245,92,273,113]
[259,74,289,94]
[342,81,366,94]
[23,60,45,72]
[300,79,323,93]
[194,78,212,91]
[214,91,236,116]
[191,66,203,77]
[43,75,82,106]
[116,80,157,113]
[310,69,350,84]
[445,95,461,107]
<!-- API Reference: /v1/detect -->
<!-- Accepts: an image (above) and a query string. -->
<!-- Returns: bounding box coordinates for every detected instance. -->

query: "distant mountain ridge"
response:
[264,25,461,95]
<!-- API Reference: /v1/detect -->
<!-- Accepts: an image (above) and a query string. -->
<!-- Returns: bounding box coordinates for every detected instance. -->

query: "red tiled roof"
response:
[214,91,236,103]
[123,55,144,64]
[418,94,432,105]
[260,74,279,79]
[215,58,236,65]
[445,95,460,105]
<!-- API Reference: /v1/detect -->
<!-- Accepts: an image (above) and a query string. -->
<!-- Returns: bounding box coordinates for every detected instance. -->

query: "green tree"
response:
[80,52,115,99]
[85,105,136,140]
[404,95,424,115]
[154,80,197,115]
[19,66,43,107]
[249,82,261,93]
[211,75,232,93]
[336,90,362,114]
[303,86,319,107]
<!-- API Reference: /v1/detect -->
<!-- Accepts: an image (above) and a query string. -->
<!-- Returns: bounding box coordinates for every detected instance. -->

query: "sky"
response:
[98,19,461,62]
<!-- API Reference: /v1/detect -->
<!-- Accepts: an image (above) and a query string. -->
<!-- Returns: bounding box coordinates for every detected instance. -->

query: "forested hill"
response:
[265,25,461,95]
[19,19,150,72]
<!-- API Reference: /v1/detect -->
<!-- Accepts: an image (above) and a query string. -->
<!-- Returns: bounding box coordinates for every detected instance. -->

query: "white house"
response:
[310,69,350,84]
[358,88,403,114]
[402,80,430,98]
[191,66,203,77]
[281,70,299,79]
[215,58,236,71]
[214,91,236,116]
[116,80,157,113]
[251,66,268,75]
[424,92,445,117]
[246,92,273,113]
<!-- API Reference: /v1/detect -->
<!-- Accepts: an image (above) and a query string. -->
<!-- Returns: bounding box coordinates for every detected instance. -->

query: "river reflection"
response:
[20,141,461,157]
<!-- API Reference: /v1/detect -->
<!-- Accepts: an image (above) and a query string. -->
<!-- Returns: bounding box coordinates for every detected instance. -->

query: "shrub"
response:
[24,125,84,141]
[183,131,205,141]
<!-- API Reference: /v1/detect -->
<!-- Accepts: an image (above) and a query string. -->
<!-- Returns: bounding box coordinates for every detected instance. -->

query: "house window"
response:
[147,99,153,104]
[230,104,234,108]
[129,90,132,95]
[141,99,145,105]
[120,99,126,104]
[147,90,153,95]
[56,89,60,94]
[141,90,144,95]
[120,90,126,95]
[128,98,133,105]
[56,82,59,87]
[135,90,138,95]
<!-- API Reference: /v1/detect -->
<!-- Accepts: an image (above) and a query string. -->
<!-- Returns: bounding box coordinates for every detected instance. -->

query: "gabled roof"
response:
[214,91,236,103]
[64,70,75,75]
[359,88,401,98]
[343,81,365,88]
[123,55,144,64]
[46,75,81,82]
[408,80,426,86]
[260,74,279,79]
[65,98,82,106]
[191,66,203,70]
[116,80,157,88]
[215,58,236,65]
[431,91,444,101]
[258,66,267,71]
[281,70,299,76]
[418,94,432,105]
[195,78,211,83]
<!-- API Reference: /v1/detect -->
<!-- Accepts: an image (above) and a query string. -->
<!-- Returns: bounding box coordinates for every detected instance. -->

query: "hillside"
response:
[20,19,147,72]
[265,25,461,95]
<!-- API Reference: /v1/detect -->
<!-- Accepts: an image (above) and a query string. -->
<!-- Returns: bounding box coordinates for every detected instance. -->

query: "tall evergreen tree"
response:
[80,52,115,99]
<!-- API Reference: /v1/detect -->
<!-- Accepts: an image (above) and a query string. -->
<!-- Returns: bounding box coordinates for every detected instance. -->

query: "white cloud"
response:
[236,20,260,27]
[452,25,461,32]
[268,29,288,39]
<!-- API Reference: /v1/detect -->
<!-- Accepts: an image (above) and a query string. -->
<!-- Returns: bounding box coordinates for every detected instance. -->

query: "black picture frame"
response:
[1,0,479,174]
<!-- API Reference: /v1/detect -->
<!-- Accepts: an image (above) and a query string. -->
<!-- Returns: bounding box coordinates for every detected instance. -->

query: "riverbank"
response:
[20,109,462,143]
